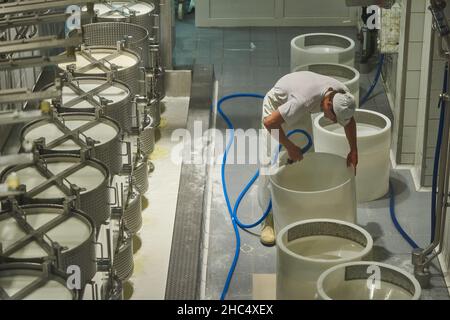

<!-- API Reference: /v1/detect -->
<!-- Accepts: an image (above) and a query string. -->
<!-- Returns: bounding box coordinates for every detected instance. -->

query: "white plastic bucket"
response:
[290,33,355,71]
[313,109,391,202]
[317,261,421,300]
[276,219,373,300]
[269,152,356,233]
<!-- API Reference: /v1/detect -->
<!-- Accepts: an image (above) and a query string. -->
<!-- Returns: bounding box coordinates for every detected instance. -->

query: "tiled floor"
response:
[175,13,449,300]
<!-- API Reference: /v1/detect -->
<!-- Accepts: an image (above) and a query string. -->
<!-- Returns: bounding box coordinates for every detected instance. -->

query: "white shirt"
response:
[262,71,349,127]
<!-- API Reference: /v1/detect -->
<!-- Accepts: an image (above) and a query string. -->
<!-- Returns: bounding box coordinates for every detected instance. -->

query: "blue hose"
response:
[389,181,419,249]
[217,93,312,300]
[360,54,385,106]
[431,62,448,242]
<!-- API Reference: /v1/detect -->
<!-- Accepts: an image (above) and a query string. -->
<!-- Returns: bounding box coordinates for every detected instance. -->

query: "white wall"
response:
[420,3,450,187]
[385,0,409,164]
[384,0,434,175]
[196,0,358,27]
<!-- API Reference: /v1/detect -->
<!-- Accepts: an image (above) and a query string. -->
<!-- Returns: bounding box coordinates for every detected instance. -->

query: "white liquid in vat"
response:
[286,236,364,260]
[324,123,380,137]
[10,167,65,198]
[24,123,65,144]
[59,50,139,74]
[325,279,413,300]
[0,274,73,300]
[0,212,91,259]
[6,161,104,198]
[305,45,343,54]
[24,120,118,150]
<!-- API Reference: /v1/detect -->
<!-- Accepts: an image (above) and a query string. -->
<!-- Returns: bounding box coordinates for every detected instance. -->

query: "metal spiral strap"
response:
[138,115,155,157]
[123,186,142,234]
[113,222,134,281]
[132,153,149,194]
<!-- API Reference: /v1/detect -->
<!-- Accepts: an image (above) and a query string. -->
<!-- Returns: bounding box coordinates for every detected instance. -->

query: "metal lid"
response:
[58,46,140,74]
[0,262,76,300]
[0,204,94,261]
[0,154,109,199]
[22,113,121,151]
[90,1,155,18]
[44,76,131,110]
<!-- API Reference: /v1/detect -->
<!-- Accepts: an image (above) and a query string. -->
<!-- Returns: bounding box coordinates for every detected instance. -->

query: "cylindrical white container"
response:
[317,262,421,300]
[277,219,373,300]
[293,63,360,105]
[269,152,356,233]
[290,33,355,71]
[313,109,391,202]
[0,263,79,300]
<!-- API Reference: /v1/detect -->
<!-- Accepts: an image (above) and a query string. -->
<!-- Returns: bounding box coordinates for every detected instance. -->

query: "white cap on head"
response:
[332,92,356,126]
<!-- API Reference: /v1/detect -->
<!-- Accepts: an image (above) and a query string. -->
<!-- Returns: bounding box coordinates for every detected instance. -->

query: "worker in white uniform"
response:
[258,71,358,246]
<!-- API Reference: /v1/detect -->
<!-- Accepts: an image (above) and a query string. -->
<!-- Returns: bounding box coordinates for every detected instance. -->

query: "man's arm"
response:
[344,116,358,173]
[263,110,303,162]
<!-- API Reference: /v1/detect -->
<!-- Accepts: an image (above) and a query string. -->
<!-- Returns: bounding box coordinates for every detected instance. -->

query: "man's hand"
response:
[344,117,357,175]
[287,145,304,164]
[347,149,358,174]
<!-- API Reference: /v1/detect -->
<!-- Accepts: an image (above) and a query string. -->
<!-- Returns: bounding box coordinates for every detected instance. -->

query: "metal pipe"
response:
[419,91,450,261]
[420,93,450,265]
